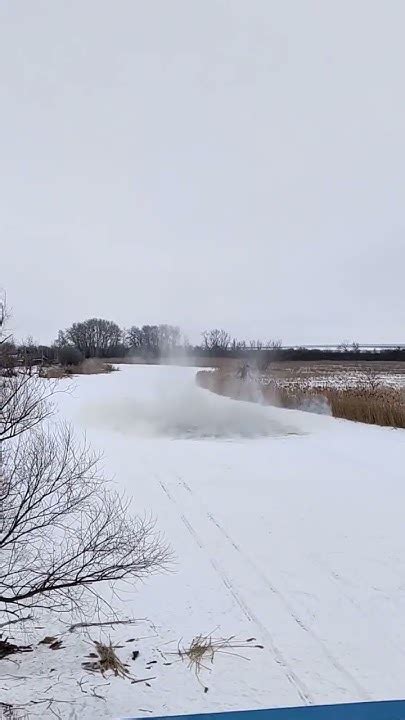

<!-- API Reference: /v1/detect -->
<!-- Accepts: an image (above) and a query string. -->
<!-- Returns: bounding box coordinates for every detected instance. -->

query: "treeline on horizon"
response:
[3,318,405,367]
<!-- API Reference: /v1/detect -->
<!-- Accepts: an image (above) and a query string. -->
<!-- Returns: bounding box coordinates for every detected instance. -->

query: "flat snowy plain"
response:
[3,364,405,719]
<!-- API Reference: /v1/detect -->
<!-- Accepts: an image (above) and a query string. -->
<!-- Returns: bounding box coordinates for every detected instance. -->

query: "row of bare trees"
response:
[0,298,169,615]
[201,329,282,353]
[55,319,282,360]
[56,320,184,360]
[126,324,182,356]
[7,311,401,369]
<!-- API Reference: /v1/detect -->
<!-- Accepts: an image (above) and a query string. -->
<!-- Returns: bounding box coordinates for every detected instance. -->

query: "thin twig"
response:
[0,615,33,629]
[68,618,145,633]
[131,676,156,684]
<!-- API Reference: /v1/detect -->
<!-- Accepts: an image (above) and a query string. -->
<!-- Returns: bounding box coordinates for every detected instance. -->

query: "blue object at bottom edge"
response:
[128,700,405,720]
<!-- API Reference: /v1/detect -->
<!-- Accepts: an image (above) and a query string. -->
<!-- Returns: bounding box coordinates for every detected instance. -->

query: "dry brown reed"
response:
[196,370,405,429]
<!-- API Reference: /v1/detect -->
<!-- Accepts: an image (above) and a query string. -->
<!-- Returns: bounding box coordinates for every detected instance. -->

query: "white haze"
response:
[81,375,299,439]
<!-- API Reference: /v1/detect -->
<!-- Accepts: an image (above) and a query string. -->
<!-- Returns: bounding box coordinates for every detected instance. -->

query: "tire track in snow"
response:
[210,558,254,621]
[177,476,370,700]
[180,514,204,549]
[157,478,174,501]
[208,557,312,705]
[157,476,313,705]
[204,508,370,700]
[206,510,243,552]
[310,553,405,662]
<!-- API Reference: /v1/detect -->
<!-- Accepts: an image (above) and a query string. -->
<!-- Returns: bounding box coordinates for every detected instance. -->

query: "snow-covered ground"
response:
[3,364,405,719]
[261,371,405,391]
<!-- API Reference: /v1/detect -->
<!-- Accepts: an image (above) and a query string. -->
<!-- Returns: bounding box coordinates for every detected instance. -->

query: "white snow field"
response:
[3,364,405,719]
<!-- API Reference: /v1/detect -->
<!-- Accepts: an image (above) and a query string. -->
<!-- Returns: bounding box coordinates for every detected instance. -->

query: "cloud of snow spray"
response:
[297,395,331,415]
[83,356,299,439]
[215,362,331,417]
[259,369,331,416]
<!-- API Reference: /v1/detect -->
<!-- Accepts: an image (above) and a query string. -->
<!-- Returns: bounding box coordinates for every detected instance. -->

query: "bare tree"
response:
[0,297,4,331]
[19,336,37,375]
[58,318,123,358]
[158,324,181,354]
[126,324,181,358]
[0,427,168,610]
[1,306,169,613]
[230,338,243,352]
[266,339,282,350]
[57,345,84,366]
[249,339,263,351]
[0,293,11,345]
[202,329,231,352]
[139,325,160,356]
[0,373,56,441]
[0,294,16,373]
[126,325,142,351]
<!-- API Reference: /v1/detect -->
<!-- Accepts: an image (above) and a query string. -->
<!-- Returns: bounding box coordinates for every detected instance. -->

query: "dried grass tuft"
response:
[176,633,263,689]
[82,640,130,678]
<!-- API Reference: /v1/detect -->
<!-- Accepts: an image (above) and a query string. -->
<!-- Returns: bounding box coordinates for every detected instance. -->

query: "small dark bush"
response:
[74,359,117,374]
[58,345,84,366]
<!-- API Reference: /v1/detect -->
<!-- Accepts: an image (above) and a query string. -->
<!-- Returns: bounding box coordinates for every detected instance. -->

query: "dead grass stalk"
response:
[176,633,263,689]
[82,640,130,678]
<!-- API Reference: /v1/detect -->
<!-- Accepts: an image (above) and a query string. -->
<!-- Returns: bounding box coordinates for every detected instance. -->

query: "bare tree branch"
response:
[0,302,170,614]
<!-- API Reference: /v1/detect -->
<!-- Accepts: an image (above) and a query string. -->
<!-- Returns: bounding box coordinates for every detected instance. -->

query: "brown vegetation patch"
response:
[196,370,405,429]
[74,358,117,375]
[41,359,118,379]
[40,366,70,379]
[82,640,130,678]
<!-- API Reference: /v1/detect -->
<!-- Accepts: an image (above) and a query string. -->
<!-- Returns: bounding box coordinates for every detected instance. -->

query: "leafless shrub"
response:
[0,700,28,720]
[0,425,168,611]
[0,373,57,441]
[57,345,84,367]
[0,304,169,615]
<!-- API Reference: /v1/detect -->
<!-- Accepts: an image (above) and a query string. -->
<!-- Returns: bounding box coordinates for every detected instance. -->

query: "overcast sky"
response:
[1,1,404,345]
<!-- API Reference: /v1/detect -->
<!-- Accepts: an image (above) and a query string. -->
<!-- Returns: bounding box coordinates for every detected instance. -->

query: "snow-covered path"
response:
[4,364,405,718]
